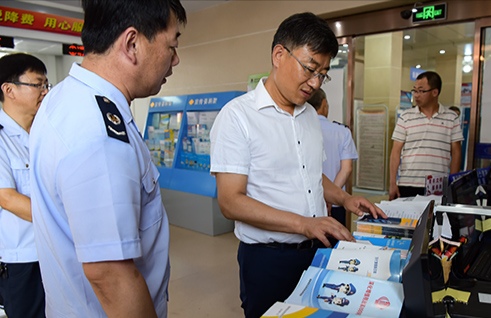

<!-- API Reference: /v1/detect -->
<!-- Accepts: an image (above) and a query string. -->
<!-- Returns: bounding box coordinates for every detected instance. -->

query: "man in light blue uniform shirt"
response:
[308,88,358,227]
[0,53,48,318]
[29,0,186,317]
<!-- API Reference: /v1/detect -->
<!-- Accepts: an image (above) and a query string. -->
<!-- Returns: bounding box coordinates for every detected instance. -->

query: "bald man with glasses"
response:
[390,71,464,200]
[0,53,49,318]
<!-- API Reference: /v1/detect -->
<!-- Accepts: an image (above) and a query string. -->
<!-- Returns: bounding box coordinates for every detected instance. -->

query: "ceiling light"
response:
[439,50,446,54]
[463,65,472,73]
[404,35,411,40]
[416,65,421,69]
[335,22,341,28]
[463,55,472,62]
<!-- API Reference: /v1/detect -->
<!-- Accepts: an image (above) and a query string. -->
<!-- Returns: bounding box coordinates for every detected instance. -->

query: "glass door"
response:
[470,18,491,169]
[350,22,476,191]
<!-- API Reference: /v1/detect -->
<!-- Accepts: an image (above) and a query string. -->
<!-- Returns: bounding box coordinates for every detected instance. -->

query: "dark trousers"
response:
[398,186,425,198]
[237,241,319,318]
[0,262,46,318]
[331,206,347,227]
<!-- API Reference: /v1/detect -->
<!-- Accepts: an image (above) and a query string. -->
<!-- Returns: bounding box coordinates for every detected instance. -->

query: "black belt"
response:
[256,239,324,250]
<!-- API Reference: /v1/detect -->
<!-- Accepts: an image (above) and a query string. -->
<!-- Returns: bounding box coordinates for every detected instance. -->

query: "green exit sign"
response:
[412,3,447,23]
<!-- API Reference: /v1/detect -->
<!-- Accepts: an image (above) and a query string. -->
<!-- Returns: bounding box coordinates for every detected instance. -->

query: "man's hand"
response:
[300,216,354,247]
[389,184,400,201]
[343,196,387,219]
[299,197,386,247]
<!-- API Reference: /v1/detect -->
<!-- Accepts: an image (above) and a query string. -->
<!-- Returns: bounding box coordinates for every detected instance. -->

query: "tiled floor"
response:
[168,225,243,317]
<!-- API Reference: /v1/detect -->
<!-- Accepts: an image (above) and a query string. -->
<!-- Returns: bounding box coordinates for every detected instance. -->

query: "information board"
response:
[354,105,388,191]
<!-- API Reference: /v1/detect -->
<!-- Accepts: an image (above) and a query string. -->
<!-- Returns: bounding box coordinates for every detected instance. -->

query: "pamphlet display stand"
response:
[144,91,245,235]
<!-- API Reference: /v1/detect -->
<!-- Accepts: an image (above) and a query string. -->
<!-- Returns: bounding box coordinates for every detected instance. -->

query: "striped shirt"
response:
[392,104,463,187]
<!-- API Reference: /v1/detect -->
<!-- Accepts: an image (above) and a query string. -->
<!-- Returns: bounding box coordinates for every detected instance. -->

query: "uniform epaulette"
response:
[95,95,129,143]
[333,121,349,129]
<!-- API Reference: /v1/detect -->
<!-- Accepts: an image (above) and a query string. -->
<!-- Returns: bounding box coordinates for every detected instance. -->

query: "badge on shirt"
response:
[95,95,129,143]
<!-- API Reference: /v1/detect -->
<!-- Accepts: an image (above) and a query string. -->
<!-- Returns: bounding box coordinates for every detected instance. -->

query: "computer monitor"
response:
[402,200,446,317]
[450,170,479,205]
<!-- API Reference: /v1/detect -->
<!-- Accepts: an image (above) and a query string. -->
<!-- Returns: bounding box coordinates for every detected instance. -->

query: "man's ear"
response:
[271,44,287,68]
[1,83,13,99]
[120,27,139,64]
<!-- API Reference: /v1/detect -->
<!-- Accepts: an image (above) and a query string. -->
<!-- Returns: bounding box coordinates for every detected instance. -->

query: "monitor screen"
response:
[402,200,440,317]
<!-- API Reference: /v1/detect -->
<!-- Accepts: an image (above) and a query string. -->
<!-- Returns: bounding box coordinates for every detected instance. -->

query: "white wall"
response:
[2,1,395,131]
[132,0,394,130]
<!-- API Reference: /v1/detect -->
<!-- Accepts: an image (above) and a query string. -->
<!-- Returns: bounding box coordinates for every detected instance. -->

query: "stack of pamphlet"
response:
[261,241,405,318]
[354,199,431,238]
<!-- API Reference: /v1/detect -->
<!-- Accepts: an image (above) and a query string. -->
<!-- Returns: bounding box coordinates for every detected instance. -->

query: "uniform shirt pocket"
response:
[10,158,30,196]
[140,162,163,231]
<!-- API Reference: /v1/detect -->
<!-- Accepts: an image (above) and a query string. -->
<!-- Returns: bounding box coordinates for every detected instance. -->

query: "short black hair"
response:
[417,71,442,95]
[272,12,338,58]
[0,53,47,102]
[81,0,187,54]
[308,88,326,111]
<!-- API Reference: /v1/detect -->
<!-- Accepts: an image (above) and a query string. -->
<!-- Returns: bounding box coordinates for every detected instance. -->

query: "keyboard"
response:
[467,245,491,281]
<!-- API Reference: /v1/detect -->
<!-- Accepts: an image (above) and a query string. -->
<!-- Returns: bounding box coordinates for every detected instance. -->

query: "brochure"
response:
[261,301,369,318]
[285,266,403,318]
[311,246,402,282]
[352,232,411,259]
[354,214,415,238]
[374,200,431,219]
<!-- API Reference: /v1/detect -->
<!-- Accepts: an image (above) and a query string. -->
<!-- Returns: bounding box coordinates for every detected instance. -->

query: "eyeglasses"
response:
[283,46,331,84]
[9,81,52,91]
[411,88,434,95]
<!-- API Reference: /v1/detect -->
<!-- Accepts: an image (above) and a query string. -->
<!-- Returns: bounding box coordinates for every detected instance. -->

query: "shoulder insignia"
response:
[333,121,349,129]
[95,95,129,143]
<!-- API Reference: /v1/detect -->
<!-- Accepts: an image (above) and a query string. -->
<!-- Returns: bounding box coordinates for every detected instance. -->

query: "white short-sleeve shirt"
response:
[210,78,328,244]
[30,63,170,317]
[318,115,358,189]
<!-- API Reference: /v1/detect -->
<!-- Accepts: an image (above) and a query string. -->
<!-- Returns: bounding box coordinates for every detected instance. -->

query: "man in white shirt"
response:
[210,12,385,318]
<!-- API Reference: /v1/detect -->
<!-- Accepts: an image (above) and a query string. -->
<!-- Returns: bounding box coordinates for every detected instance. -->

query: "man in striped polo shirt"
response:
[389,71,463,199]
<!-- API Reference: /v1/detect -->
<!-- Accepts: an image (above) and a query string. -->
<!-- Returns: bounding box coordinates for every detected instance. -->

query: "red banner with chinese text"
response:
[0,6,83,37]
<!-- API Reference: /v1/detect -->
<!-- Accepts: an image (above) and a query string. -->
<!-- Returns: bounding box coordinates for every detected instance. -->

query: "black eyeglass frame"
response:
[8,81,52,91]
[283,46,331,84]
[410,88,435,95]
